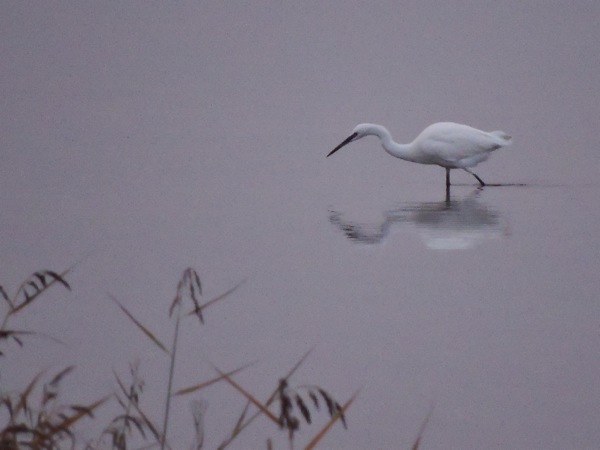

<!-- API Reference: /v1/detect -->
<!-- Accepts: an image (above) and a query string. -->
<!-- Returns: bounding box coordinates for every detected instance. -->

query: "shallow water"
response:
[2,2,600,449]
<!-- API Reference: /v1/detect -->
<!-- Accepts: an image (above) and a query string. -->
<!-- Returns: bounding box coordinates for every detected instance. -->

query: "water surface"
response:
[2,2,600,449]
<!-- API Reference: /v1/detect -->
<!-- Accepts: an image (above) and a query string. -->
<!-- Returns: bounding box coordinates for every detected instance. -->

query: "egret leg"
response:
[445,168,451,188]
[463,168,485,187]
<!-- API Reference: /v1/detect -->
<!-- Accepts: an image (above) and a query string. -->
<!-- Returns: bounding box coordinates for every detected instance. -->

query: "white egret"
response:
[327,123,512,187]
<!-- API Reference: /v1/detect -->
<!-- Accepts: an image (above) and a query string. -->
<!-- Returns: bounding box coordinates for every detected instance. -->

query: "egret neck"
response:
[360,124,418,163]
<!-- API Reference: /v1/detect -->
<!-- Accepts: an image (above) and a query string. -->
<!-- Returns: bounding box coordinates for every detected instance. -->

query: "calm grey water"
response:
[2,2,600,449]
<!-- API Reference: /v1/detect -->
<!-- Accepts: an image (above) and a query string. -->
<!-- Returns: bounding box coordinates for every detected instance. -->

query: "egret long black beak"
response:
[327,132,358,157]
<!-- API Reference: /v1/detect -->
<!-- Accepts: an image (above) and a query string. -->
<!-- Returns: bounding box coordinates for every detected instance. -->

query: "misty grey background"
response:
[2,2,600,449]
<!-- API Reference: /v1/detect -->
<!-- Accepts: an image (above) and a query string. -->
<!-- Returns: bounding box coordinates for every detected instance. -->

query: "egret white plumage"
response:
[327,123,512,187]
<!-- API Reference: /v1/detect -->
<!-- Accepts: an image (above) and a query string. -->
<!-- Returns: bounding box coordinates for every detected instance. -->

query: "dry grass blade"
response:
[109,294,170,355]
[9,268,71,316]
[303,390,359,450]
[170,268,203,321]
[308,391,319,410]
[111,366,159,442]
[231,401,251,435]
[173,362,255,396]
[217,348,316,450]
[318,389,336,421]
[295,395,311,424]
[278,382,349,444]
[37,270,71,290]
[125,398,161,442]
[216,400,257,450]
[0,285,12,308]
[186,279,246,318]
[0,329,65,356]
[411,402,435,450]
[15,370,46,415]
[108,411,152,442]
[190,399,208,450]
[42,366,77,406]
[277,379,294,430]
[112,370,132,402]
[216,401,253,450]
[47,396,109,439]
[0,423,29,442]
[191,270,202,295]
[264,347,315,408]
[161,299,183,450]
[188,269,203,323]
[213,366,279,424]
[0,395,15,421]
[49,365,75,387]
[169,289,182,318]
[318,389,346,428]
[0,329,34,343]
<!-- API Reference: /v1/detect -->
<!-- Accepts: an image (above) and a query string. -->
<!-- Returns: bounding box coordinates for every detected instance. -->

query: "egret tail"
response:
[490,131,512,145]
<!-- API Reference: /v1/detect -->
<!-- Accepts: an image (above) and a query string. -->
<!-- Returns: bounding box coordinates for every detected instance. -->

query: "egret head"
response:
[327,124,376,157]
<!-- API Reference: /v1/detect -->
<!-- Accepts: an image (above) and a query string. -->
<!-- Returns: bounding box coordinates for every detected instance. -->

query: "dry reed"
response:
[1,267,431,449]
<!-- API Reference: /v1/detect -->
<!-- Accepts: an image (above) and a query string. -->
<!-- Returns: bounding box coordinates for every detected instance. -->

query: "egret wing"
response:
[417,123,505,166]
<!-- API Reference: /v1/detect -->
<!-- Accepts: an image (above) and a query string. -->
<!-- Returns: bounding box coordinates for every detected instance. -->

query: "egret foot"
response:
[463,168,485,187]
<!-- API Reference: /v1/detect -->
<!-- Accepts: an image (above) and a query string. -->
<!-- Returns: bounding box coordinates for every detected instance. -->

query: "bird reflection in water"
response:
[328,190,508,250]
